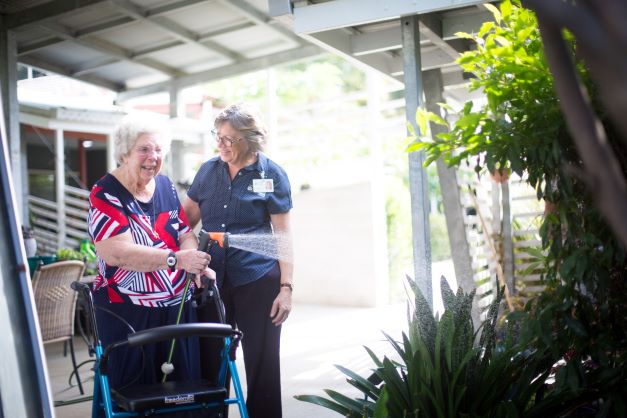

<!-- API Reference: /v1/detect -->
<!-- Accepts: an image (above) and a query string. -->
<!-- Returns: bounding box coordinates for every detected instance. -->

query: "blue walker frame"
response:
[72,280,249,418]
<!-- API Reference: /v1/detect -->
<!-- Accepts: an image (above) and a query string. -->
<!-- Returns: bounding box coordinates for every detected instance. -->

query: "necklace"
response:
[134,196,160,240]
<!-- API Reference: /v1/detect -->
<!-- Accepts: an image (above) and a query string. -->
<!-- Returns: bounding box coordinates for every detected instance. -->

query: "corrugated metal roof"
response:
[4,0,496,105]
[269,0,496,105]
[4,0,323,100]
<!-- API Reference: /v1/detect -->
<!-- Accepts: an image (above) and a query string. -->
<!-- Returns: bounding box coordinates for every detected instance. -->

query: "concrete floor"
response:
[49,261,455,418]
[48,303,408,418]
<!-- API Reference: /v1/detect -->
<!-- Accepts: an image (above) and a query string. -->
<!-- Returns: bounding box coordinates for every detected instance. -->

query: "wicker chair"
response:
[32,260,86,394]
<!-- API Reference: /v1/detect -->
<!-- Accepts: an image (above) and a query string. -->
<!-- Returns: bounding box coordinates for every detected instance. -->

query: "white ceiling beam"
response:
[442,9,493,39]
[132,41,186,59]
[74,16,136,37]
[419,14,460,60]
[20,19,253,62]
[5,0,108,30]
[129,22,256,60]
[117,44,322,101]
[123,22,257,61]
[444,84,484,103]
[149,0,211,15]
[18,55,123,92]
[391,67,473,85]
[38,22,184,77]
[351,26,403,56]
[421,47,458,70]
[70,57,120,76]
[151,18,242,60]
[379,46,457,74]
[198,22,255,42]
[108,0,243,61]
[347,12,482,57]
[351,25,431,56]
[268,0,292,17]
[441,69,468,86]
[218,0,305,46]
[293,0,486,34]
[306,26,457,78]
[18,38,65,56]
[307,30,400,75]
[18,16,135,56]
[17,0,214,55]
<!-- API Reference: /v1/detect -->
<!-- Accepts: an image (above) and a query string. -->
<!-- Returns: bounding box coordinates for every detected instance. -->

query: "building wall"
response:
[291,181,389,307]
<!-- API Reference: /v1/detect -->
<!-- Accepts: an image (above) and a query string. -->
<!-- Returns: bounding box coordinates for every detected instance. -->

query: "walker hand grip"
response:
[71,281,88,291]
[71,280,90,296]
[198,229,210,253]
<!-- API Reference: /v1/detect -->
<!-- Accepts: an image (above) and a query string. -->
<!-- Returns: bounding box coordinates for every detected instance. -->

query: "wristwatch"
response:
[166,251,177,273]
[280,283,293,292]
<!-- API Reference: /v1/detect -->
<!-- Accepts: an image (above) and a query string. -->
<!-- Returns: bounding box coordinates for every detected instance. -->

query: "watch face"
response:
[167,255,176,267]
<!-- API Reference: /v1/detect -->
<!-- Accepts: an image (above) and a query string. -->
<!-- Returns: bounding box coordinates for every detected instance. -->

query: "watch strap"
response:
[280,283,293,292]
[167,251,177,273]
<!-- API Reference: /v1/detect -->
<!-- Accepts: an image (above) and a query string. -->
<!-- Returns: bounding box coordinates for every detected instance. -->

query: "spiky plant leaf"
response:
[440,276,456,312]
[336,364,381,401]
[364,345,384,369]
[406,275,436,352]
[325,389,373,413]
[373,387,389,418]
[381,331,410,365]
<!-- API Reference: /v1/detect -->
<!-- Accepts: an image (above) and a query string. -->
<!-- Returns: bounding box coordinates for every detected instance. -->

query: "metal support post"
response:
[402,15,432,310]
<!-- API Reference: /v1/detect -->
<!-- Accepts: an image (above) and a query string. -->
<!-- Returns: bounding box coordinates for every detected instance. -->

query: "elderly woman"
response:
[183,103,293,418]
[88,115,212,391]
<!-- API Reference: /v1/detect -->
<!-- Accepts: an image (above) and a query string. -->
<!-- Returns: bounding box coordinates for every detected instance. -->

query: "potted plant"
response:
[22,225,37,257]
[56,241,98,276]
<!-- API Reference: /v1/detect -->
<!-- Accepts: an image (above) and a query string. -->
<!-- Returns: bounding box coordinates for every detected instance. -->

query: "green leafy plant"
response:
[296,276,587,417]
[408,0,626,414]
[56,247,84,261]
[56,241,98,275]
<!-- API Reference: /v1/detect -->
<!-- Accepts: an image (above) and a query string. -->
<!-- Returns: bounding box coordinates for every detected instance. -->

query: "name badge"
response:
[253,179,274,193]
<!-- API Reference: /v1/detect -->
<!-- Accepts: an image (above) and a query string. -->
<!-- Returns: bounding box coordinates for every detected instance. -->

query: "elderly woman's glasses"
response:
[211,129,243,147]
[135,145,162,156]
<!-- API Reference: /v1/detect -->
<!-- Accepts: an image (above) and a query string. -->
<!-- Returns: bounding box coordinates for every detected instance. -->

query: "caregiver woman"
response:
[183,103,294,418]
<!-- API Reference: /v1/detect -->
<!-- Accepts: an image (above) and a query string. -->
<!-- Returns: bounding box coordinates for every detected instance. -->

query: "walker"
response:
[71,230,248,417]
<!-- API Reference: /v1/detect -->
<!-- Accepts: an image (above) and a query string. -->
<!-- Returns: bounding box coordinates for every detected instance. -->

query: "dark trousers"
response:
[198,264,283,418]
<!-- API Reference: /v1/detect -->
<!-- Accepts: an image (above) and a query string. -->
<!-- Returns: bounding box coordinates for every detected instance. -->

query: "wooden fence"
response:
[28,185,90,255]
[455,166,545,319]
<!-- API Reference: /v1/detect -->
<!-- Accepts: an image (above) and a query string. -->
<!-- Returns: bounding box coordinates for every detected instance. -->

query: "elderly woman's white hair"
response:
[114,114,172,164]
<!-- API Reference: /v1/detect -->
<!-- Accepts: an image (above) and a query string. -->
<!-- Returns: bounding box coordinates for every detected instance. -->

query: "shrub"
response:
[296,276,585,417]
[409,1,627,414]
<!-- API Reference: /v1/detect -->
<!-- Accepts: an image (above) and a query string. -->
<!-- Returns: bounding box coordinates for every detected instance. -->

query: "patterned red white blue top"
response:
[88,174,193,307]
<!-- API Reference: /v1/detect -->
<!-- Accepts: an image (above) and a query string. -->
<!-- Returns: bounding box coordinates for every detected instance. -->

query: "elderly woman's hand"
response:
[176,249,210,275]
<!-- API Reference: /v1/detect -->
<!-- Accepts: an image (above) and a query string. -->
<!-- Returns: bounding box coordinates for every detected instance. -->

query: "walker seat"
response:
[111,379,226,412]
